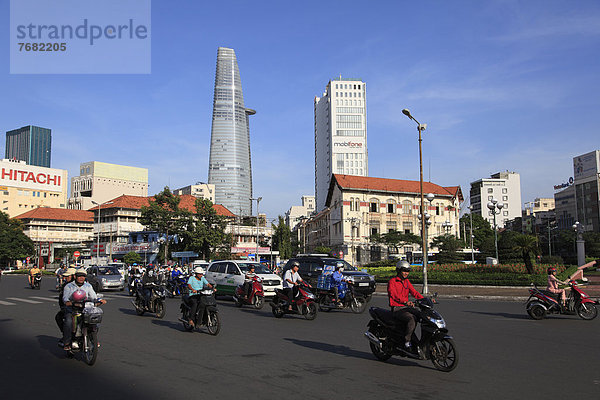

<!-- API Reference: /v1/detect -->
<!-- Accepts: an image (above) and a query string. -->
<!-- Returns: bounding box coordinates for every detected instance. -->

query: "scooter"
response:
[179,288,220,335]
[364,297,458,372]
[526,280,598,320]
[270,281,318,320]
[128,272,142,297]
[30,273,42,290]
[316,281,367,314]
[233,276,265,309]
[66,297,104,366]
[132,282,166,318]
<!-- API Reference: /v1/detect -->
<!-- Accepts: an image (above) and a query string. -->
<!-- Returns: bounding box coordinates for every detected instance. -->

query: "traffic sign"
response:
[73,251,81,259]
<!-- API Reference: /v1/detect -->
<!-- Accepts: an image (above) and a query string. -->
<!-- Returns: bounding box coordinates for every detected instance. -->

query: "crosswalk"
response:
[0,293,129,306]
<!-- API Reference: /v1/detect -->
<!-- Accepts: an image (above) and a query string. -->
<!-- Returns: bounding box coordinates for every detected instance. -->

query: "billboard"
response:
[573,151,600,180]
[0,159,66,192]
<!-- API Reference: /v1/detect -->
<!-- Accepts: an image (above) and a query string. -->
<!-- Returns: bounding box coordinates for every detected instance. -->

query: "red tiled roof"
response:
[90,195,235,217]
[327,174,462,205]
[14,208,94,222]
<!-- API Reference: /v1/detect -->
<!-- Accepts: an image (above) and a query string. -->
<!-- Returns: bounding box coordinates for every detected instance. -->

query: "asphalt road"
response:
[1,275,599,400]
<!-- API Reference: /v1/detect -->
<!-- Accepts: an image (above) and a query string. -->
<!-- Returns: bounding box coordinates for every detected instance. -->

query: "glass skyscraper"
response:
[5,125,52,167]
[208,47,254,216]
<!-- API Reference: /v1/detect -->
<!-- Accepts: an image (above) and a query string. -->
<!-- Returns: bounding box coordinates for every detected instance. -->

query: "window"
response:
[502,196,508,201]
[503,211,509,216]
[387,203,395,213]
[370,200,379,213]
[488,196,493,201]
[371,227,379,236]
[403,222,413,233]
[403,200,412,215]
[488,188,493,193]
[226,263,240,275]
[502,188,507,194]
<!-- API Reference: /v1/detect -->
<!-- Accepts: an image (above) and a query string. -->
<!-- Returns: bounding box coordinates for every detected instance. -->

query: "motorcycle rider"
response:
[28,264,41,286]
[55,267,76,344]
[547,267,569,307]
[242,264,257,299]
[331,264,345,304]
[141,265,159,307]
[187,267,215,327]
[388,261,424,353]
[283,261,304,311]
[62,268,106,351]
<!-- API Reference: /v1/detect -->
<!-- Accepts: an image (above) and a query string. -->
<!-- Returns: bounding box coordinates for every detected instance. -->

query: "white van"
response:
[192,260,210,270]
[205,260,282,298]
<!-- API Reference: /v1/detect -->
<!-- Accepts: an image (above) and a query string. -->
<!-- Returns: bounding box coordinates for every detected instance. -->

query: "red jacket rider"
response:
[387,275,423,307]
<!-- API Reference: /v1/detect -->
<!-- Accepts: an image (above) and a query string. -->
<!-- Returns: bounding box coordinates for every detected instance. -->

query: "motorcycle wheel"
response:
[304,302,318,320]
[234,296,243,308]
[135,299,145,316]
[206,312,221,336]
[83,332,98,366]
[576,302,598,320]
[368,327,392,361]
[527,304,546,320]
[350,297,367,314]
[155,301,165,319]
[253,296,264,310]
[430,338,458,372]
[272,306,284,318]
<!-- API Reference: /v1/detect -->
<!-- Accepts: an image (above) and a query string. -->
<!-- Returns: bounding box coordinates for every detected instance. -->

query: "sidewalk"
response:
[373,275,600,302]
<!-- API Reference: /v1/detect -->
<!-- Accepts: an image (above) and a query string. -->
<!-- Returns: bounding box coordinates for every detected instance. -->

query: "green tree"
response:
[583,232,600,258]
[512,234,540,274]
[0,212,35,267]
[123,251,142,265]
[459,213,495,257]
[430,234,464,263]
[271,216,292,259]
[314,246,332,255]
[371,231,422,251]
[184,198,231,260]
[140,187,192,261]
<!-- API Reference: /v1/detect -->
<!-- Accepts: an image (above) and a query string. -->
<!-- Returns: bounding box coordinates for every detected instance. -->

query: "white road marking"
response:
[6,297,43,304]
[0,300,16,306]
[29,296,57,302]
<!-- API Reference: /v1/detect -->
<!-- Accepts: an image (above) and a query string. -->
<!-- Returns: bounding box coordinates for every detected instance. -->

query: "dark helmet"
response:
[396,260,411,273]
[547,267,557,274]
[289,261,300,269]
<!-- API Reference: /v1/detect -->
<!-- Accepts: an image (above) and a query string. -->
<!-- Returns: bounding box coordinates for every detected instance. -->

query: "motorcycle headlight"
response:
[101,278,107,283]
[307,293,315,299]
[427,316,446,329]
[369,275,375,281]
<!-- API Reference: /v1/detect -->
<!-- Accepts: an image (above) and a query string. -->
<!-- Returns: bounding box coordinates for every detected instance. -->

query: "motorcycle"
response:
[316,280,367,314]
[179,288,220,335]
[30,273,42,290]
[66,297,104,366]
[166,275,188,298]
[233,276,265,309]
[132,282,166,318]
[128,272,142,297]
[364,297,458,372]
[526,281,598,320]
[270,281,318,320]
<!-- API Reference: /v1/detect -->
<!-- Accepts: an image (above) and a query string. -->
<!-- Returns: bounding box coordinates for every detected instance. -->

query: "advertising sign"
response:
[0,160,65,192]
[573,151,600,180]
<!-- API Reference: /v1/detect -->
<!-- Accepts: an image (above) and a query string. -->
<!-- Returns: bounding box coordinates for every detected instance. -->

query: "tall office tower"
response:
[5,125,52,167]
[314,78,368,212]
[208,47,255,216]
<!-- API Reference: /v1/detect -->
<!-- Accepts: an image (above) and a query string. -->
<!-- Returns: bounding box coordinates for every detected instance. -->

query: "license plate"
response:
[358,283,368,286]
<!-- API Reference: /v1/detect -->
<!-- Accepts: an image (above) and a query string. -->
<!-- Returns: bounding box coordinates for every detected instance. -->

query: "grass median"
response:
[365,263,578,287]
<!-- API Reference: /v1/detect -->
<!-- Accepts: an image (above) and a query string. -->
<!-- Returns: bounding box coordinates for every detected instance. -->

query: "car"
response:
[87,265,126,292]
[282,255,376,299]
[205,260,282,298]
[108,262,127,278]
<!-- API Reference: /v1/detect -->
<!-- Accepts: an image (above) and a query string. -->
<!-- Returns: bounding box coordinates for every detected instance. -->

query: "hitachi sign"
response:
[334,141,363,148]
[0,160,65,192]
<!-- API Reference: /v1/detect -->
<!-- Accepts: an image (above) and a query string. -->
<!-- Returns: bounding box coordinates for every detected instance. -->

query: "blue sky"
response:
[2,0,600,220]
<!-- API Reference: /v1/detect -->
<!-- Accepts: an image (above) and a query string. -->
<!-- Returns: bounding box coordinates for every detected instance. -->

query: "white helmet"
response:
[194,266,205,275]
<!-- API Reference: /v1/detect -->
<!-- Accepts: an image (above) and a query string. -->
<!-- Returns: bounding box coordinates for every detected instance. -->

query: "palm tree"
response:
[512,234,540,274]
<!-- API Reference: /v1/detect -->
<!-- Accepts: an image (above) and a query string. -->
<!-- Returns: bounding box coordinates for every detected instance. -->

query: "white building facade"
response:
[285,195,315,229]
[173,183,215,203]
[69,161,148,210]
[470,171,522,229]
[314,78,368,212]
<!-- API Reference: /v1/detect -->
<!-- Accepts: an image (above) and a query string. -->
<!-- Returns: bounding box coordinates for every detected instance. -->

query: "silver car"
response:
[87,266,126,292]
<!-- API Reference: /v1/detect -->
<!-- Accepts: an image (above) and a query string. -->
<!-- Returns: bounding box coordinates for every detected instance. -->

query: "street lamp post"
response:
[417,193,435,294]
[402,108,432,294]
[442,220,453,234]
[250,197,262,262]
[91,200,101,265]
[573,221,585,267]
[468,205,475,264]
[487,199,504,263]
